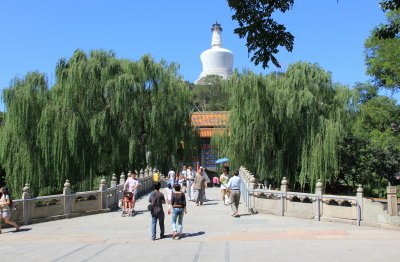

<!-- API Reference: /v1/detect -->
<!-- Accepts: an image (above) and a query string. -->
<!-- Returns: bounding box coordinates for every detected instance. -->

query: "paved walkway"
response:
[1,188,400,262]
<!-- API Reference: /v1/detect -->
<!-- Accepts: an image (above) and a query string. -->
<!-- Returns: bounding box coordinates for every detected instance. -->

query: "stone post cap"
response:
[64,180,71,188]
[357,184,363,193]
[387,186,397,194]
[120,172,125,179]
[112,174,117,181]
[23,184,30,192]
[250,176,256,183]
[100,176,106,185]
[281,177,288,185]
[316,179,323,189]
[153,168,157,172]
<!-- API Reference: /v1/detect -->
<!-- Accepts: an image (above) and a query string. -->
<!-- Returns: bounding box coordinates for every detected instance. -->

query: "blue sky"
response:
[0,0,397,110]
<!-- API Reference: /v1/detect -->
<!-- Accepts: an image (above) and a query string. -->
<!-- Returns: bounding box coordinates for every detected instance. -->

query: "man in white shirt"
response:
[186,166,195,201]
[181,166,187,193]
[168,168,175,183]
[227,171,241,217]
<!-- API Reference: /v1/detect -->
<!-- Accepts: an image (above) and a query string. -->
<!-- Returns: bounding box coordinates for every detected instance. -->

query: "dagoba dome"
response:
[196,22,234,83]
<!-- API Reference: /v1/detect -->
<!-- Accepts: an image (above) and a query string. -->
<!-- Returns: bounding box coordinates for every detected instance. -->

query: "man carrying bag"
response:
[148,182,166,240]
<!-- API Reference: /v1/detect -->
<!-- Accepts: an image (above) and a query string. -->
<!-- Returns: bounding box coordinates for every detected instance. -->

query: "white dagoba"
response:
[196,22,234,83]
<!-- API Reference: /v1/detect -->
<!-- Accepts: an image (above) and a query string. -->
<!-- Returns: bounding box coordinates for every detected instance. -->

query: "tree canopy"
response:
[365,10,400,92]
[0,50,197,196]
[214,62,354,190]
[192,75,230,111]
[227,0,400,69]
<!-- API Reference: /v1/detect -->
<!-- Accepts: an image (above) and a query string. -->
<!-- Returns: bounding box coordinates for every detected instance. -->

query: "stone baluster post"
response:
[120,172,126,185]
[110,174,117,207]
[63,180,71,217]
[280,177,288,216]
[387,185,398,216]
[315,179,323,221]
[145,168,149,177]
[111,174,117,188]
[99,176,107,210]
[356,184,364,225]
[139,169,144,195]
[22,184,31,225]
[118,172,126,207]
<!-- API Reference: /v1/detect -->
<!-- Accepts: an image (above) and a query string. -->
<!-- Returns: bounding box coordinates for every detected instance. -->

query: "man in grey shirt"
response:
[193,168,207,206]
[227,171,241,217]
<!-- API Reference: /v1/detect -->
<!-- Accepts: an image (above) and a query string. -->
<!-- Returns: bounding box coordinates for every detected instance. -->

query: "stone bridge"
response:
[1,187,400,262]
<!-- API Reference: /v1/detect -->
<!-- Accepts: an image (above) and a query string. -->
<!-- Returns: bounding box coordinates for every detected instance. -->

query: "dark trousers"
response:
[151,212,165,238]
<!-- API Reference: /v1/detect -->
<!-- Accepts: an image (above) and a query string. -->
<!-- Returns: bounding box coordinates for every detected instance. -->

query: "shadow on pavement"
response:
[3,227,32,233]
[184,231,205,238]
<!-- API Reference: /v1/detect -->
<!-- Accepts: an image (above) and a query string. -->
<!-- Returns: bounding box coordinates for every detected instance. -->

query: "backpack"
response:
[149,191,162,215]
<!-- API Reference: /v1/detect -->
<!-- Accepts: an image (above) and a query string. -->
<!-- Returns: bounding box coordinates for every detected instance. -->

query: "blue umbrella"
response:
[215,158,229,164]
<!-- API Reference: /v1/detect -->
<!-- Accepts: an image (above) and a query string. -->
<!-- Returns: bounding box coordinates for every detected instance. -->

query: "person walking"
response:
[226,171,241,217]
[164,182,173,210]
[149,182,166,240]
[168,168,175,183]
[124,171,139,214]
[168,183,187,239]
[186,166,195,201]
[200,167,210,201]
[153,171,160,182]
[220,167,230,202]
[193,168,207,206]
[0,186,20,233]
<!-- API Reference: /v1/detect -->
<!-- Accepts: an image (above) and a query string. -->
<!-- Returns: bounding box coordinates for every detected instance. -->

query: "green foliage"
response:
[214,62,354,190]
[227,0,294,68]
[192,75,230,111]
[375,1,400,39]
[227,1,400,69]
[337,94,400,192]
[365,10,400,91]
[0,50,197,197]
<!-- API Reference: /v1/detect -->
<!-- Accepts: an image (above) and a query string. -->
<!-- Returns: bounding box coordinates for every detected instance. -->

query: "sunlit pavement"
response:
[1,187,399,262]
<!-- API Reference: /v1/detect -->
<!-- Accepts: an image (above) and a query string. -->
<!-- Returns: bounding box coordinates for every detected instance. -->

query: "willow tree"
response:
[0,50,197,196]
[214,62,355,189]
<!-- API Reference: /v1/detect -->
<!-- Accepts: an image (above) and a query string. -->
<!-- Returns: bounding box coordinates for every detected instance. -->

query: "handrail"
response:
[14,185,123,202]
[252,189,357,200]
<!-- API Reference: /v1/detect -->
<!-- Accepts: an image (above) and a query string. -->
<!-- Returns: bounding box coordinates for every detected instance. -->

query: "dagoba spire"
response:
[211,21,223,48]
[196,21,234,83]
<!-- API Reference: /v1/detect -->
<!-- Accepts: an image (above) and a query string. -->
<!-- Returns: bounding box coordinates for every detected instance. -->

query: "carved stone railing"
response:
[6,168,164,226]
[239,166,400,230]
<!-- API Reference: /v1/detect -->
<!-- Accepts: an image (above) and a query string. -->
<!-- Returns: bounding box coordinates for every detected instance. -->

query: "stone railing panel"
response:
[71,192,102,213]
[29,195,65,219]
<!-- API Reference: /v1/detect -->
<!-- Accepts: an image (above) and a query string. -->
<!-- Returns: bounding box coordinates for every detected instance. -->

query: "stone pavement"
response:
[1,187,400,262]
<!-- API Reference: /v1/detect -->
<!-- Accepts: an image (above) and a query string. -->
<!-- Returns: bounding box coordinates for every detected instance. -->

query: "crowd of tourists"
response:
[147,164,241,241]
[0,164,241,239]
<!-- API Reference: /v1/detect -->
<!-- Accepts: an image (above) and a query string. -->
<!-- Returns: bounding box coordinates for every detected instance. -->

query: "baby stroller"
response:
[122,191,135,217]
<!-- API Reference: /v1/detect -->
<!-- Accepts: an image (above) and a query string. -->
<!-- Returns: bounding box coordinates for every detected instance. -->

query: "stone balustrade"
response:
[5,168,164,226]
[239,166,400,230]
